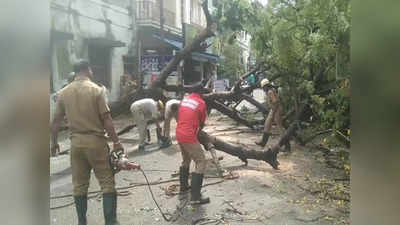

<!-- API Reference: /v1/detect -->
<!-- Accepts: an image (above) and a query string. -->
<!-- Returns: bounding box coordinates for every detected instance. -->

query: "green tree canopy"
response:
[213,0,351,136]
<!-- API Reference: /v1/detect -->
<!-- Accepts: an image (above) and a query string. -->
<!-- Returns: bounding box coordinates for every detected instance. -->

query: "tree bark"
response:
[207,99,255,128]
[271,104,307,152]
[149,0,216,90]
[198,131,279,169]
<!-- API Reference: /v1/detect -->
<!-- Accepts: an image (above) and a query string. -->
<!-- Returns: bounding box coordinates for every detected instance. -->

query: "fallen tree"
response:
[108,0,309,170]
[198,131,279,170]
[271,104,308,153]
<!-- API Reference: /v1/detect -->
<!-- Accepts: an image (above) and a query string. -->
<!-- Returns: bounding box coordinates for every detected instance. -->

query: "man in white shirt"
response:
[130,98,164,151]
[160,99,181,148]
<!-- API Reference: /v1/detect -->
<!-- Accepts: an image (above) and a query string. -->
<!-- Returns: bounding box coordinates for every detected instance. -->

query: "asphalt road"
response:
[50,91,348,225]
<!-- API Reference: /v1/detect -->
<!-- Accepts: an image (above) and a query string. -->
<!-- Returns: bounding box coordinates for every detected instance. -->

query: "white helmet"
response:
[260,78,270,88]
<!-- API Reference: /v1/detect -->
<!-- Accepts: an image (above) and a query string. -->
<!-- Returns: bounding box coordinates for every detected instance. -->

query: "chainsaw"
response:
[109,149,140,173]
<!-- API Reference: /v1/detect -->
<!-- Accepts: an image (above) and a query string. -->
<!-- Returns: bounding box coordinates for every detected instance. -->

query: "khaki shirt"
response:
[130,98,160,121]
[54,76,110,137]
[265,89,280,110]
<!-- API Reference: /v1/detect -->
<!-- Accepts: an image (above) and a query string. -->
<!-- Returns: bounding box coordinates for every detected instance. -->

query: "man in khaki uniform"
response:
[51,60,123,225]
[255,79,286,148]
[130,98,164,151]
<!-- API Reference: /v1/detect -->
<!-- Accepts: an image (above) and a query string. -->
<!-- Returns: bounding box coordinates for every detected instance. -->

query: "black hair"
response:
[73,60,90,73]
[171,103,179,112]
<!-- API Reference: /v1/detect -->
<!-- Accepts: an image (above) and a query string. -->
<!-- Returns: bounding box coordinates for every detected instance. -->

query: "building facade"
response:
[50,0,135,118]
[136,0,218,89]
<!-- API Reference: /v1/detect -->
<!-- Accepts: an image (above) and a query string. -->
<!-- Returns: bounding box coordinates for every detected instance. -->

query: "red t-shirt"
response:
[176,93,207,144]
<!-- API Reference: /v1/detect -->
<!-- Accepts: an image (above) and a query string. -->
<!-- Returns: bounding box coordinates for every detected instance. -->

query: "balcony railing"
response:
[137,1,176,28]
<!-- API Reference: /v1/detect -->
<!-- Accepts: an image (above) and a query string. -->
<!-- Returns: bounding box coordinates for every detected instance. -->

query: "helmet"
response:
[158,100,164,110]
[260,78,270,88]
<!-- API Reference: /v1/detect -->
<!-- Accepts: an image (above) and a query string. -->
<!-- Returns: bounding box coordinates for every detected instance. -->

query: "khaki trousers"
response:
[131,107,148,145]
[179,143,206,174]
[70,134,115,196]
[264,104,284,134]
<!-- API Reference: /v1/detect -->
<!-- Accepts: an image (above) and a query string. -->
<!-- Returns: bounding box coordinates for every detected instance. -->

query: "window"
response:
[183,58,203,86]
[88,45,111,88]
[190,0,203,26]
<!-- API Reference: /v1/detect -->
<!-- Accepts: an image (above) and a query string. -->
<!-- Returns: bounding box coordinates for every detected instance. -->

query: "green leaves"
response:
[212,0,350,134]
[253,0,350,133]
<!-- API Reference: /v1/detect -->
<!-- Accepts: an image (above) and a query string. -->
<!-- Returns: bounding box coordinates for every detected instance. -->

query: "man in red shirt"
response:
[176,90,210,205]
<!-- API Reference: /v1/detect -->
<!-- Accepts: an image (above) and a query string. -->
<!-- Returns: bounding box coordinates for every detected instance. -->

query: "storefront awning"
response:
[152,34,220,63]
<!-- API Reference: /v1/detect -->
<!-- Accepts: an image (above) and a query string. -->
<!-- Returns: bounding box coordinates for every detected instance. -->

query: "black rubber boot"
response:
[103,192,120,225]
[74,195,87,225]
[255,132,270,147]
[179,167,190,193]
[190,173,210,205]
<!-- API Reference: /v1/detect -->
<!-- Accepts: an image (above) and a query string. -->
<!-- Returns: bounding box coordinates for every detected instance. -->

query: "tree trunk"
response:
[198,131,279,170]
[271,104,307,152]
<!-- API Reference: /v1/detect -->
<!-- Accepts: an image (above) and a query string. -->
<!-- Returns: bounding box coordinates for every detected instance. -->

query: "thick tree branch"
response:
[208,100,256,129]
[272,104,308,152]
[149,1,216,90]
[198,131,279,169]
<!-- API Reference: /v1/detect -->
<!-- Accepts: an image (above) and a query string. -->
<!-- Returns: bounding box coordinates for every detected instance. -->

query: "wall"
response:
[50,0,135,117]
[50,0,135,119]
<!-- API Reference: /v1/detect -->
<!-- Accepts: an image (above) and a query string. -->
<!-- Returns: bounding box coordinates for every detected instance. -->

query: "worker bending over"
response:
[160,99,181,148]
[130,98,164,151]
[176,89,210,205]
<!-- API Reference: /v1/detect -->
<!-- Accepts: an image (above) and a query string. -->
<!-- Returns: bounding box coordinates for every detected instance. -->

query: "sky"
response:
[257,0,269,6]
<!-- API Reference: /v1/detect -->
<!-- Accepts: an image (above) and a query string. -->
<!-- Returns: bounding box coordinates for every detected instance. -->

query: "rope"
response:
[50,169,235,222]
[50,178,180,200]
[50,175,225,200]
[138,168,174,222]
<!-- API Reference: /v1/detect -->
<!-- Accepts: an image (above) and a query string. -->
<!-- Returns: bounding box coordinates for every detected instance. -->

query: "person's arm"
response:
[97,88,123,151]
[101,112,123,151]
[151,102,162,129]
[50,113,63,156]
[199,102,207,131]
[163,109,171,136]
[155,120,161,129]
[50,99,65,156]
[267,90,279,110]
[199,122,205,131]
